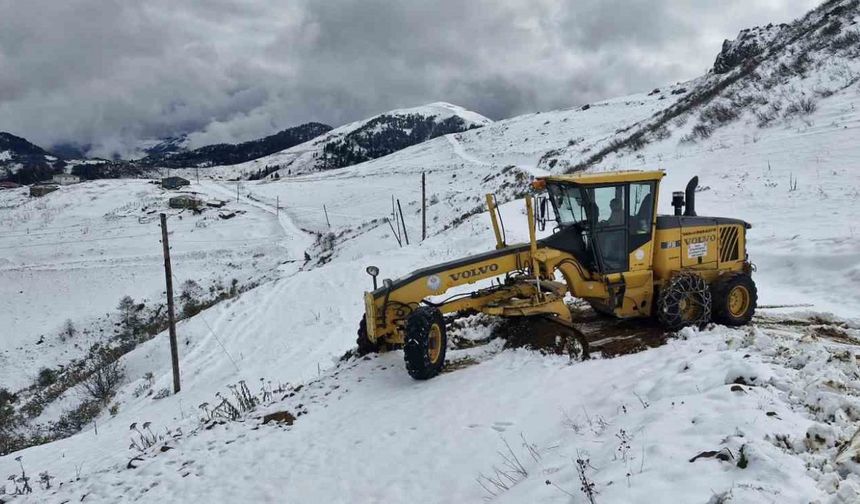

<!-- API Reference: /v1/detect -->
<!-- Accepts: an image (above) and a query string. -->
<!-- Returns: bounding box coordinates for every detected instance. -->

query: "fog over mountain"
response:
[0,0,817,158]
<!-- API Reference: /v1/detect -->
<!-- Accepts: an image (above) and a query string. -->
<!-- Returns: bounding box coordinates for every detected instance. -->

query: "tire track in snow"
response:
[445,133,550,178]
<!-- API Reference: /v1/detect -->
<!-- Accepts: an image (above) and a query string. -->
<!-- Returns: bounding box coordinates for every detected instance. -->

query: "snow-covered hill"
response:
[2,1,860,502]
[0,132,66,184]
[192,102,491,179]
[137,123,333,169]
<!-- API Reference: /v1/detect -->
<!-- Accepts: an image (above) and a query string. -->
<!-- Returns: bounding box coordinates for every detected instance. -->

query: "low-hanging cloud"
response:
[0,0,819,157]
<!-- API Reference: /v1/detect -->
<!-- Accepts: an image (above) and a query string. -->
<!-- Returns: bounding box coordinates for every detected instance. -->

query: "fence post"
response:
[421,172,427,241]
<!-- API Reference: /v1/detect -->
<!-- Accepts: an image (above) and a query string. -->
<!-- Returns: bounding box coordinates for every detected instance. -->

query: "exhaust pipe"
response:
[672,191,684,216]
[684,176,698,217]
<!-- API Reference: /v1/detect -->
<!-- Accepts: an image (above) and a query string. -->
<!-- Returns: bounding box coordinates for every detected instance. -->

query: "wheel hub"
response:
[728,286,750,317]
[679,296,702,321]
[428,324,442,364]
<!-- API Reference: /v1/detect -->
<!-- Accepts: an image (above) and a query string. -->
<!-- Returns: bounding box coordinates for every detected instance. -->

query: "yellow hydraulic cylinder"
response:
[485,193,505,249]
[526,196,542,298]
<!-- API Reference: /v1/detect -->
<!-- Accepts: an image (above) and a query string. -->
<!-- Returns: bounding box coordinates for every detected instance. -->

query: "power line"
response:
[174,235,286,244]
[170,272,241,373]
[0,221,285,242]
[0,232,154,250]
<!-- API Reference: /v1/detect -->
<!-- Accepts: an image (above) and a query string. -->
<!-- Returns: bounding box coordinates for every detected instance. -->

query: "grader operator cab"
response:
[359,170,756,379]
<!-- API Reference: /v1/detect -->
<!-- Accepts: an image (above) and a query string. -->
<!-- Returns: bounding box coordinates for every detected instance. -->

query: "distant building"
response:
[52,173,80,185]
[30,185,59,197]
[169,194,202,209]
[161,176,191,190]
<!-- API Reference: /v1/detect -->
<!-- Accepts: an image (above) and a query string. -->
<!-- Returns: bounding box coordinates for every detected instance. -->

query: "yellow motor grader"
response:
[359,170,756,379]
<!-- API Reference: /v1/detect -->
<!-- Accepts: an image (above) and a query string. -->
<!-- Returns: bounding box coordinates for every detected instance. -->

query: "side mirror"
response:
[366,266,379,290]
[537,196,549,231]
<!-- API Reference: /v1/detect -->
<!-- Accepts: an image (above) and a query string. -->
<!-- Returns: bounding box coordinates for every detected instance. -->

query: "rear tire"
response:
[657,273,712,331]
[356,315,380,356]
[711,273,757,326]
[404,307,447,380]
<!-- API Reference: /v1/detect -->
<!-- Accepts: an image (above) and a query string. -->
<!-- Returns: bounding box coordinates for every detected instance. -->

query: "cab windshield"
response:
[547,183,588,226]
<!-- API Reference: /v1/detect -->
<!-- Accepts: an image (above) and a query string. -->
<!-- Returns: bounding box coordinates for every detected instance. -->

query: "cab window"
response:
[592,186,625,227]
[588,185,627,273]
[548,184,588,226]
[629,182,654,234]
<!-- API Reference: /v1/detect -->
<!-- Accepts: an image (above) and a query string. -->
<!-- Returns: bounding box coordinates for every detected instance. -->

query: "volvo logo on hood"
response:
[448,263,499,282]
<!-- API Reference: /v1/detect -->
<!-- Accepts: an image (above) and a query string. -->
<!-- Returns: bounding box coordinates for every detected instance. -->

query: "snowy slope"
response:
[3,1,860,502]
[0,180,309,391]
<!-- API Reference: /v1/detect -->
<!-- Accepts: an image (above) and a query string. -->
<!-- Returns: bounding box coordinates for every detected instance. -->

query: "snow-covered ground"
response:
[3,2,860,501]
[0,180,308,391]
[26,321,860,503]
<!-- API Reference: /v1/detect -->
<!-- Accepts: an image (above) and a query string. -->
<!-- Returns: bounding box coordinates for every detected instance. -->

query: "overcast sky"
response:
[0,0,820,157]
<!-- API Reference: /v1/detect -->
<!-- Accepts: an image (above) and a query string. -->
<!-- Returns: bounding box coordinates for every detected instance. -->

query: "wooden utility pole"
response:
[195,167,199,183]
[236,182,240,202]
[159,214,181,394]
[323,204,331,228]
[421,172,427,241]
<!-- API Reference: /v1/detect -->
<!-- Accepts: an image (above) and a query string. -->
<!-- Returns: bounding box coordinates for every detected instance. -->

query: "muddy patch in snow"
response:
[446,307,670,360]
[574,310,669,358]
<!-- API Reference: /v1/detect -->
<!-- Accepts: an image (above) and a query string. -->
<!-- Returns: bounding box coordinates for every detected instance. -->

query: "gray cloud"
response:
[0,0,820,157]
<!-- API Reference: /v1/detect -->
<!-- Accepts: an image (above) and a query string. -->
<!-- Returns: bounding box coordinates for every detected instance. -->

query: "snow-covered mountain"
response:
[3,1,860,502]
[137,122,332,169]
[136,135,191,160]
[209,102,492,178]
[0,132,66,184]
[537,0,860,173]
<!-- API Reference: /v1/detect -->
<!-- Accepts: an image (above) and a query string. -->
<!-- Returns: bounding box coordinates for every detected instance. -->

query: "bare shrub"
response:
[128,421,163,452]
[626,135,647,152]
[832,30,860,50]
[785,97,817,117]
[116,295,140,337]
[133,372,155,398]
[179,279,205,318]
[38,471,54,490]
[51,400,101,438]
[822,19,842,37]
[8,456,33,495]
[37,368,57,387]
[699,102,740,126]
[476,437,531,499]
[319,232,336,252]
[755,102,782,127]
[576,453,598,504]
[681,123,713,143]
[60,319,76,342]
[200,381,260,422]
[82,354,125,405]
[727,93,760,110]
[789,51,812,75]
[0,388,16,428]
[651,124,671,141]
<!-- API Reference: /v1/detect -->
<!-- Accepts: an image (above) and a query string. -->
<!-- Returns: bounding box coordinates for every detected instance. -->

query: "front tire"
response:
[657,273,712,331]
[711,273,757,326]
[356,315,380,356]
[404,307,447,380]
